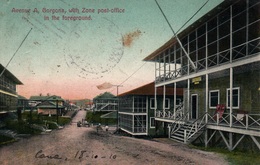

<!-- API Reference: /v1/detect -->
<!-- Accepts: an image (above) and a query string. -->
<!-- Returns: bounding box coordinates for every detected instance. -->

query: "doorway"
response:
[191,94,198,119]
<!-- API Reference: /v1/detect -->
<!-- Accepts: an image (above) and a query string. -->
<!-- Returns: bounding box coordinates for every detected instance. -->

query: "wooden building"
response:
[118,82,183,136]
[93,92,118,112]
[0,64,23,114]
[29,95,65,116]
[144,0,260,151]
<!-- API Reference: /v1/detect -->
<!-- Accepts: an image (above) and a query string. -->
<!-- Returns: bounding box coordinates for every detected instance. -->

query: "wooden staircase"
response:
[170,114,207,144]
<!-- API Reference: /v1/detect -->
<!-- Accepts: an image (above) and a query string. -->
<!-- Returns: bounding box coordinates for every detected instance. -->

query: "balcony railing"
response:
[155,37,260,83]
[208,112,260,131]
[156,109,260,131]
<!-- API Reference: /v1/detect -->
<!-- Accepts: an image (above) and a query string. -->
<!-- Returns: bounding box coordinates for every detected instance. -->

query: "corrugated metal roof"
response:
[30,95,64,101]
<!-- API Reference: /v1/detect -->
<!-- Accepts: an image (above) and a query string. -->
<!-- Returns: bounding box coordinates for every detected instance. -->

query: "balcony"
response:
[156,37,260,83]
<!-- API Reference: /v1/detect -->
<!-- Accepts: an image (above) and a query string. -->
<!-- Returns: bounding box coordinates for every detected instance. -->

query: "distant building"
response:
[17,95,29,110]
[144,0,260,151]
[29,95,65,116]
[0,64,23,115]
[118,82,183,136]
[93,92,118,112]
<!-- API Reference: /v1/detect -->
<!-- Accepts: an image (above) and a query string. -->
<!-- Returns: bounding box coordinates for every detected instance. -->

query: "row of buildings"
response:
[95,0,260,151]
[0,64,76,122]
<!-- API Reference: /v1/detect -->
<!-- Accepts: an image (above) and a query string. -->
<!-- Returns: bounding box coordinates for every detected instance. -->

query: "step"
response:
[173,132,184,138]
[170,135,184,143]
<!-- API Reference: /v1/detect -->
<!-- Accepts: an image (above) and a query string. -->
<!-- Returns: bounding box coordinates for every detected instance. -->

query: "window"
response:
[209,90,220,108]
[150,98,155,109]
[150,117,155,128]
[227,87,240,109]
[165,98,170,109]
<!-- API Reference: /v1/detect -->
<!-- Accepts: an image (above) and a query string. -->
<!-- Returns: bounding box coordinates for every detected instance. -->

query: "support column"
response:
[146,96,148,134]
[187,79,190,120]
[230,68,233,127]
[163,85,166,118]
[132,96,135,133]
[205,129,208,148]
[155,86,157,117]
[229,132,233,151]
[229,5,233,128]
[174,82,177,120]
[206,74,209,123]
[132,114,134,133]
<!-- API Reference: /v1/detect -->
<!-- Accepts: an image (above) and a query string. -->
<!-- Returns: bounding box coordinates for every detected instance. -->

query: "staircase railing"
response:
[169,110,190,136]
[174,102,184,119]
[184,113,207,143]
[96,103,110,111]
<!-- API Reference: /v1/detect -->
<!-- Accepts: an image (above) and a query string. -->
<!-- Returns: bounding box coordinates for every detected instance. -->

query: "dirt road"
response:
[0,110,228,165]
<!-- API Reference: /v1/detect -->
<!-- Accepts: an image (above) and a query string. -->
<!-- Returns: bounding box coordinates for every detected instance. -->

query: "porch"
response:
[155,109,260,150]
[156,110,260,131]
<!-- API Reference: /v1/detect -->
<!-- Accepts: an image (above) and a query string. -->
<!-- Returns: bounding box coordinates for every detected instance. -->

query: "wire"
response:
[154,0,196,70]
[154,0,210,70]
[109,62,148,94]
[176,0,209,34]
[0,28,32,78]
[119,62,147,86]
[108,0,210,95]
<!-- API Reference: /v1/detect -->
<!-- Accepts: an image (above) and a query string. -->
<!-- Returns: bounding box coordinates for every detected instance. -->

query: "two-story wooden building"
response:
[93,92,118,112]
[118,82,183,136]
[144,0,260,151]
[29,95,65,116]
[0,64,23,115]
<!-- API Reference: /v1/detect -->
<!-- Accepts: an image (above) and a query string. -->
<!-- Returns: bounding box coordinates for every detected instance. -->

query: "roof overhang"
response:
[118,82,183,97]
[0,64,23,85]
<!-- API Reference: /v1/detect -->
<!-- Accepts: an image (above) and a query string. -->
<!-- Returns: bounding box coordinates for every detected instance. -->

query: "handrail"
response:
[155,102,184,119]
[169,110,190,135]
[185,113,207,143]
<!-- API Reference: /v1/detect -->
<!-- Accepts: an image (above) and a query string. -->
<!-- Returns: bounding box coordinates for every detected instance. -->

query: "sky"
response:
[0,0,223,100]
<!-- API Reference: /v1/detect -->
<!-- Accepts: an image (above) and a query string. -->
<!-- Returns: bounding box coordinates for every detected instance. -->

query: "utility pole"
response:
[113,85,122,131]
[56,99,59,124]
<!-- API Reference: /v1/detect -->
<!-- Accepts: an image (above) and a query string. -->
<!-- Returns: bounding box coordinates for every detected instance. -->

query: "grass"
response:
[5,120,41,134]
[0,135,16,146]
[191,145,260,165]
[22,111,71,126]
[0,111,72,144]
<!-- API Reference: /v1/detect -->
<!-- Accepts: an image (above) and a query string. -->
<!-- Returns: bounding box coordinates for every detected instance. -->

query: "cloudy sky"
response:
[0,0,222,100]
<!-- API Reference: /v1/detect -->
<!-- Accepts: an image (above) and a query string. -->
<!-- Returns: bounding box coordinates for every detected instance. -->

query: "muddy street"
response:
[0,110,228,165]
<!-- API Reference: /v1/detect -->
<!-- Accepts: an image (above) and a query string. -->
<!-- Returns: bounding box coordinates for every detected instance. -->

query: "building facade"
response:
[144,0,260,151]
[118,82,183,136]
[29,95,65,116]
[0,64,23,114]
[93,92,118,112]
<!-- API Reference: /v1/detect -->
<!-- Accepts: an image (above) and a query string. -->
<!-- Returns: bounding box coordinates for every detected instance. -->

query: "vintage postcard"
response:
[0,0,259,164]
